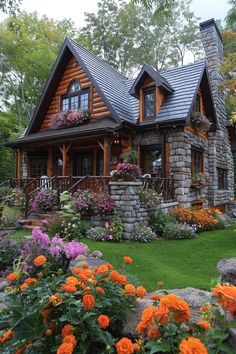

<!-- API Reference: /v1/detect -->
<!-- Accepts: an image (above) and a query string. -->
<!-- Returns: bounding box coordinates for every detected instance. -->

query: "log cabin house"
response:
[7,19,234,208]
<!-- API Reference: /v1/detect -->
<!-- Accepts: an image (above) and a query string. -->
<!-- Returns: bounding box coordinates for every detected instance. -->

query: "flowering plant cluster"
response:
[191,172,211,189]
[74,190,115,215]
[169,207,220,231]
[111,163,142,181]
[31,189,58,213]
[130,225,156,242]
[139,188,162,207]
[50,109,90,130]
[190,112,212,131]
[162,221,197,240]
[86,215,124,242]
[0,187,25,208]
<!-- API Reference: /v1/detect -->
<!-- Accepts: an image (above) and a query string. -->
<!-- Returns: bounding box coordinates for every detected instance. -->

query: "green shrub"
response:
[86,227,111,241]
[1,206,21,228]
[130,225,156,242]
[149,210,176,236]
[139,188,162,207]
[107,215,124,241]
[162,222,197,240]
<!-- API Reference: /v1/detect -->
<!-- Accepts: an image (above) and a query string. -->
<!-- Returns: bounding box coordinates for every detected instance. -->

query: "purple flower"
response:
[32,229,49,248]
[48,245,62,258]
[64,241,88,259]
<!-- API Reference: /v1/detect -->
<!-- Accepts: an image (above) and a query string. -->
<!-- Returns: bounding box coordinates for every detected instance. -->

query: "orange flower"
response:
[62,334,77,347]
[160,294,191,323]
[200,304,212,312]
[20,283,28,291]
[118,274,127,286]
[50,293,63,306]
[116,337,135,354]
[0,328,13,344]
[150,293,161,301]
[42,308,51,324]
[153,307,169,325]
[147,328,159,339]
[61,283,77,293]
[61,324,74,337]
[196,321,211,330]
[136,286,147,298]
[82,262,89,269]
[24,278,37,286]
[15,343,32,354]
[123,256,133,264]
[82,294,95,310]
[56,342,74,354]
[34,255,46,267]
[96,264,109,275]
[98,314,110,329]
[124,284,136,296]
[136,306,158,333]
[6,272,18,282]
[179,336,208,354]
[107,263,113,270]
[65,277,79,286]
[110,270,120,282]
[212,284,236,315]
[96,286,106,295]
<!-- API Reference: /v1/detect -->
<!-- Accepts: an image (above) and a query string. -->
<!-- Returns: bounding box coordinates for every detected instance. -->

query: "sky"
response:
[0,0,230,26]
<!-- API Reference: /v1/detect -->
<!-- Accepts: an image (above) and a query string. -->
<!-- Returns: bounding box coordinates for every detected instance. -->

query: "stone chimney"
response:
[200,18,226,130]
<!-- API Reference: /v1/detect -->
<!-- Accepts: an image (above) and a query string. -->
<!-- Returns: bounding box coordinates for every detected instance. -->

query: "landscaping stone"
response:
[0,280,10,291]
[217,258,236,285]
[122,287,211,337]
[69,256,107,270]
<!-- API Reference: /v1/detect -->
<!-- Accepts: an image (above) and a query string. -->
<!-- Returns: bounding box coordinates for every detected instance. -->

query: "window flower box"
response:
[50,109,90,129]
[190,112,212,131]
[191,172,211,189]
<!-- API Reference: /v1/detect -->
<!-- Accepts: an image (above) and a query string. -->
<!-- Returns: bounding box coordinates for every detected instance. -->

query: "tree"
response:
[0,0,21,15]
[132,0,176,18]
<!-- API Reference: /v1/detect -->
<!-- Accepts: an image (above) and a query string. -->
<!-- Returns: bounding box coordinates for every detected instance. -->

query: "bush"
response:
[31,189,57,213]
[106,215,124,241]
[130,225,156,242]
[0,206,21,228]
[169,207,219,231]
[140,188,162,207]
[162,222,197,240]
[74,190,114,215]
[86,227,112,241]
[0,237,20,272]
[149,210,176,236]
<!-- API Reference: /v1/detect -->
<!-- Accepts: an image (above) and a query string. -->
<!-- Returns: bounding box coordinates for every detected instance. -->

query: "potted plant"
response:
[190,112,212,131]
[191,172,211,189]
[110,163,141,182]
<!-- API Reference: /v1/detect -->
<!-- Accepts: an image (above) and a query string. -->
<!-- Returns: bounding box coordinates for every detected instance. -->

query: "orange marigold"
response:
[62,334,77,347]
[118,274,127,286]
[24,278,37,286]
[196,321,211,330]
[212,284,236,315]
[61,324,74,337]
[65,277,79,286]
[61,283,77,293]
[136,286,147,298]
[34,255,46,267]
[0,328,13,344]
[96,264,109,275]
[116,337,135,354]
[110,270,120,282]
[98,314,110,329]
[6,272,18,282]
[179,336,208,354]
[124,284,136,296]
[160,294,191,323]
[149,293,161,301]
[200,304,212,312]
[82,294,95,310]
[123,256,133,264]
[56,342,74,354]
[96,286,106,295]
[147,328,159,339]
[136,306,157,333]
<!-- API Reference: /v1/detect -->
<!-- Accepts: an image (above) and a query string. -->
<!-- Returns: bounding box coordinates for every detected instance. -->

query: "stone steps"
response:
[18,212,57,230]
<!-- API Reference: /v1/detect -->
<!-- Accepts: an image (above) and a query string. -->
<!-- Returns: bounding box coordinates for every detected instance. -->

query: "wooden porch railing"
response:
[141,176,175,202]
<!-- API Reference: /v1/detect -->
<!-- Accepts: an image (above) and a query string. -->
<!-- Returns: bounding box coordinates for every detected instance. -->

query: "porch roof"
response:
[6,118,120,148]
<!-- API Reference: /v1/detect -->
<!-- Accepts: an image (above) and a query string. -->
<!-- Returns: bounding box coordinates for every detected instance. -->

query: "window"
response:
[218,168,228,189]
[31,158,47,177]
[191,148,204,177]
[141,146,163,176]
[61,80,89,111]
[143,88,155,119]
[192,94,201,113]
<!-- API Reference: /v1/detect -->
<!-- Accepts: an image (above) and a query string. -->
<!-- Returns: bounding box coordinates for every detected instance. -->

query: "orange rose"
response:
[160,294,191,323]
[96,286,106,295]
[96,264,109,275]
[61,324,74,337]
[147,328,159,339]
[123,256,133,264]
[116,337,135,354]
[124,284,136,296]
[82,294,95,310]
[136,286,147,298]
[62,334,77,347]
[65,277,79,286]
[212,284,236,315]
[6,272,18,282]
[0,329,13,344]
[196,321,211,330]
[34,255,46,267]
[98,314,110,329]
[61,283,77,293]
[150,293,161,301]
[24,278,37,286]
[179,336,208,354]
[56,342,74,354]
[136,306,158,333]
[118,274,127,286]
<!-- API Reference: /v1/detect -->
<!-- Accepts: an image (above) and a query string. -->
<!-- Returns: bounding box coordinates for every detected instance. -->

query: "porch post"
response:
[16,149,22,179]
[47,148,53,177]
[59,144,71,176]
[103,138,109,176]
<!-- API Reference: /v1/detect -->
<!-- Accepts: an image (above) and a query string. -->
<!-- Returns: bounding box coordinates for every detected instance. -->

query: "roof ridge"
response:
[67,38,127,80]
[161,59,206,74]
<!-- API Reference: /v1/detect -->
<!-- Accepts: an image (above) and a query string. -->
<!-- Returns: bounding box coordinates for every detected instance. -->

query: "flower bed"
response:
[74,190,115,215]
[31,189,57,213]
[50,109,90,129]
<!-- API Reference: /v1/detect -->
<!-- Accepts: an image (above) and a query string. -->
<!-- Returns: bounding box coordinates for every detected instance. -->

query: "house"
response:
[7,18,234,208]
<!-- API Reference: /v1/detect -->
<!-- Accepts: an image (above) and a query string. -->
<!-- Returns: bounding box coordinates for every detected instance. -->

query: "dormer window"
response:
[192,93,201,113]
[61,80,89,111]
[143,87,155,119]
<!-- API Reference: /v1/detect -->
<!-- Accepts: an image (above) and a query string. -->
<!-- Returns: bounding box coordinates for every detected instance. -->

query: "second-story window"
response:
[192,93,201,113]
[61,80,89,111]
[143,87,155,119]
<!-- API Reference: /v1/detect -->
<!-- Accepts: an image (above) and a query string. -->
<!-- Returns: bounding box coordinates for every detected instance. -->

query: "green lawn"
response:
[9,226,236,292]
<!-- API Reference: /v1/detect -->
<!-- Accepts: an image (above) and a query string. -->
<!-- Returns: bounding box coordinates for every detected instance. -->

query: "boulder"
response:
[217,258,236,285]
[69,255,107,270]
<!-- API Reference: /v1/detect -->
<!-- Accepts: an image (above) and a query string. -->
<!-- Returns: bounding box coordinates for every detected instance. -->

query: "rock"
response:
[69,256,108,270]
[122,287,210,337]
[217,258,236,285]
[0,280,10,292]
[89,250,103,259]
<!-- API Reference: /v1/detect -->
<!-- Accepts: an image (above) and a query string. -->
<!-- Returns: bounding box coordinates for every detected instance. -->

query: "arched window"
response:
[61,80,89,111]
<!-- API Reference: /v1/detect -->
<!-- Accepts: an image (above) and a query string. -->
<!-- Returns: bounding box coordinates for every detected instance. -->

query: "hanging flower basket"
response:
[191,172,211,189]
[190,113,212,131]
[50,110,90,130]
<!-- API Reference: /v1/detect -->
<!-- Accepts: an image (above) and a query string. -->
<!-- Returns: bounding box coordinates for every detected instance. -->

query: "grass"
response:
[9,226,236,292]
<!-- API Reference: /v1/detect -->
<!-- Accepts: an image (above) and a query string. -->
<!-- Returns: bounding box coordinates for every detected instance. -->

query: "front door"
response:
[73,152,93,176]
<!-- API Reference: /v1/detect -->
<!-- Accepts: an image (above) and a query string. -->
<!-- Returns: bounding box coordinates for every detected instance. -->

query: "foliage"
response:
[169,207,220,231]
[149,210,176,236]
[162,221,197,239]
[0,256,139,353]
[86,216,124,242]
[130,224,156,242]
[107,215,124,241]
[85,226,112,242]
[111,163,141,181]
[0,236,20,272]
[50,109,90,129]
[191,172,211,189]
[0,187,25,208]
[132,0,176,18]
[31,189,58,213]
[0,205,21,228]
[0,0,21,15]
[120,149,138,164]
[140,188,162,207]
[74,190,115,215]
